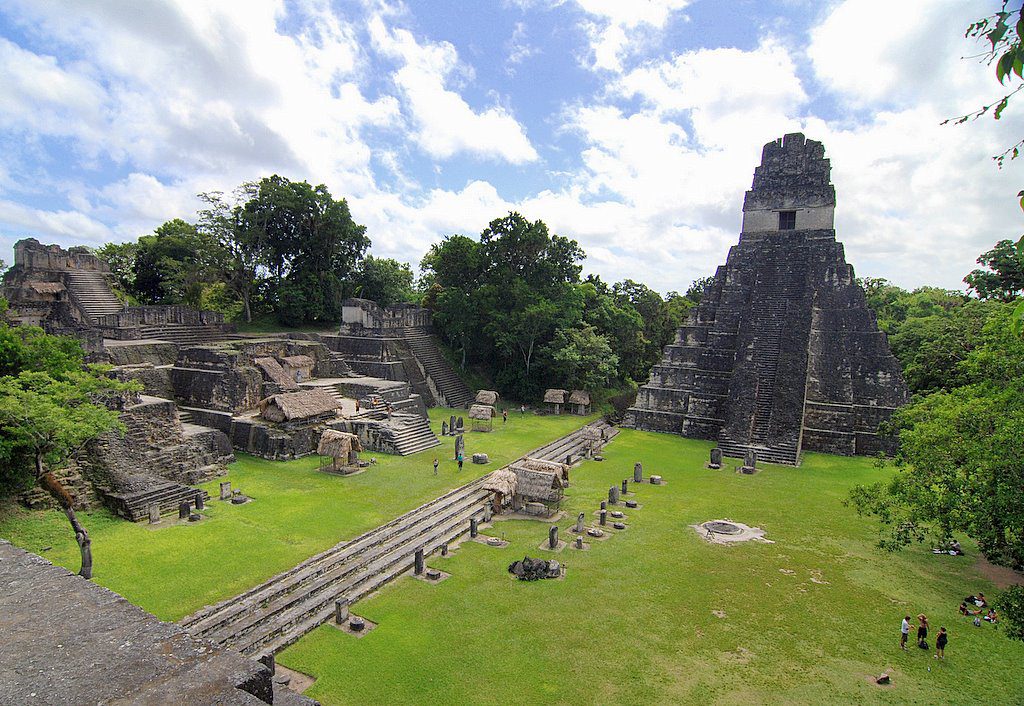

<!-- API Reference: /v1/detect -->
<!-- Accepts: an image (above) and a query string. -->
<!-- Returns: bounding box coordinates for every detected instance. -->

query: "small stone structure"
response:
[543,389,568,415]
[508,556,561,581]
[624,133,908,465]
[709,448,723,469]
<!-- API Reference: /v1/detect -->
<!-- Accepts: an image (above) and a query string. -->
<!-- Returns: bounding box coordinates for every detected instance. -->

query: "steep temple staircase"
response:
[63,270,124,322]
[400,328,474,409]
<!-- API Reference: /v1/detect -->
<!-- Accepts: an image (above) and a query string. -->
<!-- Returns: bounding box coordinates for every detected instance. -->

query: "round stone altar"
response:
[703,521,742,535]
[692,519,772,545]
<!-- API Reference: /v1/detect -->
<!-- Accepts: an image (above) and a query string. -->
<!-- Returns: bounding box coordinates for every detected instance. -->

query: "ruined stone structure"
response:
[338,298,474,408]
[1,238,231,351]
[624,134,908,464]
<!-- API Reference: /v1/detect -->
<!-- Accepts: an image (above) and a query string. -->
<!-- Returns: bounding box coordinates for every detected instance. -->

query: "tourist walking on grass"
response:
[900,615,911,649]
[520,404,525,415]
[502,409,508,424]
[457,454,464,472]
[917,614,929,649]
[433,458,438,476]
[935,627,948,659]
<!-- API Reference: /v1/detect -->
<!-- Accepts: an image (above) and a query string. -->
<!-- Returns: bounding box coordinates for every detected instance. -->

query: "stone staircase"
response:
[64,270,124,322]
[180,419,617,656]
[181,477,493,656]
[104,480,209,522]
[400,328,474,409]
[137,323,226,345]
[354,410,441,455]
[715,438,799,466]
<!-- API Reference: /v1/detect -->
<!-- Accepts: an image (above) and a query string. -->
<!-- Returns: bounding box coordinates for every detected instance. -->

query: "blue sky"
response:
[0,0,1020,293]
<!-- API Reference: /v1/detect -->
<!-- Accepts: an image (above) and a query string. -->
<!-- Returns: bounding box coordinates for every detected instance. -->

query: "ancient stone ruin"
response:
[625,133,908,464]
[1,239,231,352]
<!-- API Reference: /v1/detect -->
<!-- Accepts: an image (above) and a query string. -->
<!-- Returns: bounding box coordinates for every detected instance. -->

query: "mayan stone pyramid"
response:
[624,133,908,465]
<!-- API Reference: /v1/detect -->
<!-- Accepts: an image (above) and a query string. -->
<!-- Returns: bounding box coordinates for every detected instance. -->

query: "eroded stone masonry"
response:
[624,133,908,465]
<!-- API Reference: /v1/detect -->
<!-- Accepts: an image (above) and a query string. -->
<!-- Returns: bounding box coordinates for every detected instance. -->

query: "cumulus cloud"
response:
[572,0,691,72]
[369,15,538,164]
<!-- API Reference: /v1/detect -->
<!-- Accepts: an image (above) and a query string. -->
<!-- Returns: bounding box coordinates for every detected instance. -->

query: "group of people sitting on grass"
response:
[901,614,948,658]
[959,593,999,626]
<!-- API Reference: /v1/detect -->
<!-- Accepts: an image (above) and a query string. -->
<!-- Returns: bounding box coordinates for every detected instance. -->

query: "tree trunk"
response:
[36,458,93,580]
[243,292,252,323]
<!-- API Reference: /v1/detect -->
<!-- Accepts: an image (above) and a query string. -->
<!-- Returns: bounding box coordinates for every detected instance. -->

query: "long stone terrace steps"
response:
[716,439,799,466]
[180,419,617,657]
[180,476,492,656]
[136,323,227,345]
[400,328,474,409]
[530,418,618,464]
[388,414,442,455]
[63,269,124,322]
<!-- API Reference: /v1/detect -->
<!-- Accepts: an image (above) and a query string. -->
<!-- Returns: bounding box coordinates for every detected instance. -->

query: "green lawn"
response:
[275,428,1024,705]
[0,409,589,620]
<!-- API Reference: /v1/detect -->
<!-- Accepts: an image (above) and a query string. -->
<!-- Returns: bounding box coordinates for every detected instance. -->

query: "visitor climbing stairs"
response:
[180,419,614,656]
[63,270,124,322]
[400,328,474,409]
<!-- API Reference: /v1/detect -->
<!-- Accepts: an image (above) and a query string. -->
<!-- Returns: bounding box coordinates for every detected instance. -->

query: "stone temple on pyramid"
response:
[623,133,908,465]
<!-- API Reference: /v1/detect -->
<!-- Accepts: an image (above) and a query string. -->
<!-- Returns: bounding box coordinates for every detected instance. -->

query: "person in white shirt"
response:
[900,616,911,649]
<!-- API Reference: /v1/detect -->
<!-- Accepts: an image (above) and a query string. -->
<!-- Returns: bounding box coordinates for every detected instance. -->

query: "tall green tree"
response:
[237,175,369,325]
[0,323,134,579]
[349,256,416,306]
[965,238,1024,300]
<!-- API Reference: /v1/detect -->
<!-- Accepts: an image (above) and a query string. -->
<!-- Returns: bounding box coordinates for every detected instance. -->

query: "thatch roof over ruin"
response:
[281,355,314,368]
[469,404,496,420]
[483,468,517,496]
[317,429,362,458]
[568,390,591,406]
[510,465,565,502]
[258,388,339,422]
[512,457,568,475]
[254,357,299,389]
[475,390,499,405]
[27,281,65,294]
[544,389,568,404]
[582,425,602,441]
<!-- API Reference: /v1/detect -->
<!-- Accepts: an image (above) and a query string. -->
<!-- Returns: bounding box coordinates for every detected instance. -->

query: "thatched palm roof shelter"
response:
[317,429,362,458]
[475,390,499,405]
[254,357,299,390]
[483,468,517,496]
[469,403,496,431]
[544,389,568,404]
[569,390,590,404]
[258,388,339,424]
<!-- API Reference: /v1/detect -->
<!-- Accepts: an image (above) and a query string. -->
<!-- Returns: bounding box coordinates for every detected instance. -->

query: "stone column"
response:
[744,449,757,469]
[621,479,628,495]
[449,415,456,434]
[599,509,607,526]
[633,462,642,483]
[600,500,607,511]
[148,504,160,524]
[710,448,722,468]
[335,597,350,624]
[414,547,424,575]
[575,536,583,550]
[548,525,558,549]
[609,486,620,505]
[575,512,585,533]
[441,420,448,436]
[178,501,190,520]
[220,482,231,500]
[470,517,479,538]
[194,492,205,511]
[441,543,449,557]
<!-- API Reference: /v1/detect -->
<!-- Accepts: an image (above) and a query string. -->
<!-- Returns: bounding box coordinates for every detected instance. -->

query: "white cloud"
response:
[572,0,691,72]
[369,16,538,164]
[505,22,541,75]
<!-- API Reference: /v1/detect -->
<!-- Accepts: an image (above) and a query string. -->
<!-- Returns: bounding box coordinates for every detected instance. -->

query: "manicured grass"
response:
[277,429,1024,705]
[0,409,589,621]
